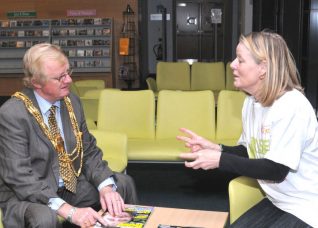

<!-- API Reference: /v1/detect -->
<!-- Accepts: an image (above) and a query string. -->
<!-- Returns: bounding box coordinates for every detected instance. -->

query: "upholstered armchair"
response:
[228,176,265,224]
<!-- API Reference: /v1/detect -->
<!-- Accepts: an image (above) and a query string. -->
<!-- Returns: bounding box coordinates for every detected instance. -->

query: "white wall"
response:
[242,0,253,35]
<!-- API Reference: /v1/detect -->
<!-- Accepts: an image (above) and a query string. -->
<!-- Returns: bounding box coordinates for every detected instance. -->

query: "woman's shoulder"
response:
[273,89,315,118]
[277,89,309,108]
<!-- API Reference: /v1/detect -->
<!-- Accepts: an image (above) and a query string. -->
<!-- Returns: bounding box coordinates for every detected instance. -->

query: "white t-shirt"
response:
[238,89,318,227]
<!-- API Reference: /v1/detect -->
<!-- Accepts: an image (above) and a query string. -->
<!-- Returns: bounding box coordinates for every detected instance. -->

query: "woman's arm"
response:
[221,144,248,157]
[219,152,289,182]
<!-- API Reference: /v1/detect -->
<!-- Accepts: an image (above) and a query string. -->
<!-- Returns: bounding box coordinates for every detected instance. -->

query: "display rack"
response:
[119,4,138,89]
[0,17,113,74]
[0,19,50,73]
[51,18,112,73]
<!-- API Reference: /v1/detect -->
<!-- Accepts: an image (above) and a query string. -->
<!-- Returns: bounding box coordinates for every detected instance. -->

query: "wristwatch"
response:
[67,207,77,223]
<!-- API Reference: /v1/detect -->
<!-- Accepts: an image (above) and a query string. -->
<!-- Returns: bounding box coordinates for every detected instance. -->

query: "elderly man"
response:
[0,43,138,227]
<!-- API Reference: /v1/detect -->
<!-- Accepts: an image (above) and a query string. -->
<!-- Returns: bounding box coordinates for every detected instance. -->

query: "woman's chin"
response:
[233,81,240,89]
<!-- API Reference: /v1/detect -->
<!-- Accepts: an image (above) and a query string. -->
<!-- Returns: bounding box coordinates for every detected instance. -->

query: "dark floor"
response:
[127,163,237,213]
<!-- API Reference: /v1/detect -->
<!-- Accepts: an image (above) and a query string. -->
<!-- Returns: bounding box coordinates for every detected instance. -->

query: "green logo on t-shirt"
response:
[249,137,270,158]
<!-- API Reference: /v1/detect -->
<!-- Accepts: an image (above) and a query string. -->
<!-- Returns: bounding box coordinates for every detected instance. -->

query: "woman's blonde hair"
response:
[23,43,68,88]
[240,30,303,106]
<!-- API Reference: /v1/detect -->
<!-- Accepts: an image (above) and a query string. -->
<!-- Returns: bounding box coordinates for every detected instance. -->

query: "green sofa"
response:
[96,89,246,163]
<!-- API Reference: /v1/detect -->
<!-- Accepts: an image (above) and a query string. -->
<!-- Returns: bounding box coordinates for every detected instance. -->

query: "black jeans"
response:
[230,198,312,228]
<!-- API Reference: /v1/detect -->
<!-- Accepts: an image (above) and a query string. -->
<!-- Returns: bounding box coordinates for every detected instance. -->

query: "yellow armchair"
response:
[97,90,155,139]
[215,90,246,145]
[90,129,128,173]
[86,118,97,130]
[156,62,191,91]
[228,176,265,224]
[71,80,105,123]
[80,89,103,124]
[70,82,80,96]
[225,62,238,91]
[74,79,105,96]
[146,77,158,97]
[96,90,156,162]
[191,62,225,93]
[154,90,216,161]
[156,90,215,139]
[0,209,2,228]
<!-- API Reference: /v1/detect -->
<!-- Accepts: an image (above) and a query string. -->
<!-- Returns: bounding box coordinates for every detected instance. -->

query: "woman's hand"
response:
[179,149,222,170]
[177,128,221,152]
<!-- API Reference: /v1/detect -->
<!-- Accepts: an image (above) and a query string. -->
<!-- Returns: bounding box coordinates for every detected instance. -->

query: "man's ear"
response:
[31,77,42,89]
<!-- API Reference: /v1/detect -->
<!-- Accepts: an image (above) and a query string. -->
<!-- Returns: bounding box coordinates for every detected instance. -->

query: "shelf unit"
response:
[0,19,50,73]
[0,17,113,74]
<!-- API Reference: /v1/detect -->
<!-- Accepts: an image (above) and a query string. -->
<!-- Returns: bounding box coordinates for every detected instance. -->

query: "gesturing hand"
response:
[179,149,222,170]
[177,128,221,152]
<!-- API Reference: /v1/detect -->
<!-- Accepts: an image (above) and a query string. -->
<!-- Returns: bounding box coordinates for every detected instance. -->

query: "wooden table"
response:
[145,207,228,228]
[95,206,228,228]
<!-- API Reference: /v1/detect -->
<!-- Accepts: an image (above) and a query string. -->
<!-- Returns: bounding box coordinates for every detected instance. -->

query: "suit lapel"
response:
[60,100,77,152]
[22,88,54,146]
[60,98,82,173]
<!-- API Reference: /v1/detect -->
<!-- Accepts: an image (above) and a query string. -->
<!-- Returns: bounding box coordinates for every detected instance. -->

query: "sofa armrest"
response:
[90,130,128,173]
[228,176,265,224]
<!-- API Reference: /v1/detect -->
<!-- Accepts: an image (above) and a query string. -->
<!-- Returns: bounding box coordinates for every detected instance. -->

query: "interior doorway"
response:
[175,0,224,63]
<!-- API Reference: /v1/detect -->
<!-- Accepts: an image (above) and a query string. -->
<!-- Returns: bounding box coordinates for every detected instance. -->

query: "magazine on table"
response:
[94,205,154,228]
[158,225,204,228]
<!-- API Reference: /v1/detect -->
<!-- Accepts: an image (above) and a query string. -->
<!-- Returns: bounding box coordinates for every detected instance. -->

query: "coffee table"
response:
[145,207,228,228]
[96,206,228,228]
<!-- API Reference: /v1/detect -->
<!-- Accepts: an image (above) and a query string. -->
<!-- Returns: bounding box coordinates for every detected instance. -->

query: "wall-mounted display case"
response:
[0,17,113,74]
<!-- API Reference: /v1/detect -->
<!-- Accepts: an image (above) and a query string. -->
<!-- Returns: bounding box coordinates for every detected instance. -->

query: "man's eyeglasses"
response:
[51,69,73,82]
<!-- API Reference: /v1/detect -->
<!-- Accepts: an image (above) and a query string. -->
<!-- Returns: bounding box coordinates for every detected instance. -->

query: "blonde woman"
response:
[178,31,317,227]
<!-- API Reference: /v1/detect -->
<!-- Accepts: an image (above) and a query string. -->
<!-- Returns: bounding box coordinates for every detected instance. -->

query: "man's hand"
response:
[58,203,108,227]
[99,185,125,216]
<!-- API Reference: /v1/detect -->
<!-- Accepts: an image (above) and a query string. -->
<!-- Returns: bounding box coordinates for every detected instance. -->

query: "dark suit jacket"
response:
[0,88,113,227]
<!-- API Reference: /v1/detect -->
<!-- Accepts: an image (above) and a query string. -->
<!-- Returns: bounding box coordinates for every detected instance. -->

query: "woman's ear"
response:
[259,61,267,79]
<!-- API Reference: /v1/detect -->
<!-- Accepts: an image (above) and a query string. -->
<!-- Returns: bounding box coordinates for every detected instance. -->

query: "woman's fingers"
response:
[179,128,197,137]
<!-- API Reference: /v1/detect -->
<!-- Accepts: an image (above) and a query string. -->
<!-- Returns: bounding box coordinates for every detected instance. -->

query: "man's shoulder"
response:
[68,91,81,104]
[0,95,23,111]
[0,95,28,123]
[0,89,38,118]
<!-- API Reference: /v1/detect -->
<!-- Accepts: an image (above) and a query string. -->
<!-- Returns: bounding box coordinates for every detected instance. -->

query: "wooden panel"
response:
[0,76,24,96]
[0,0,137,19]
